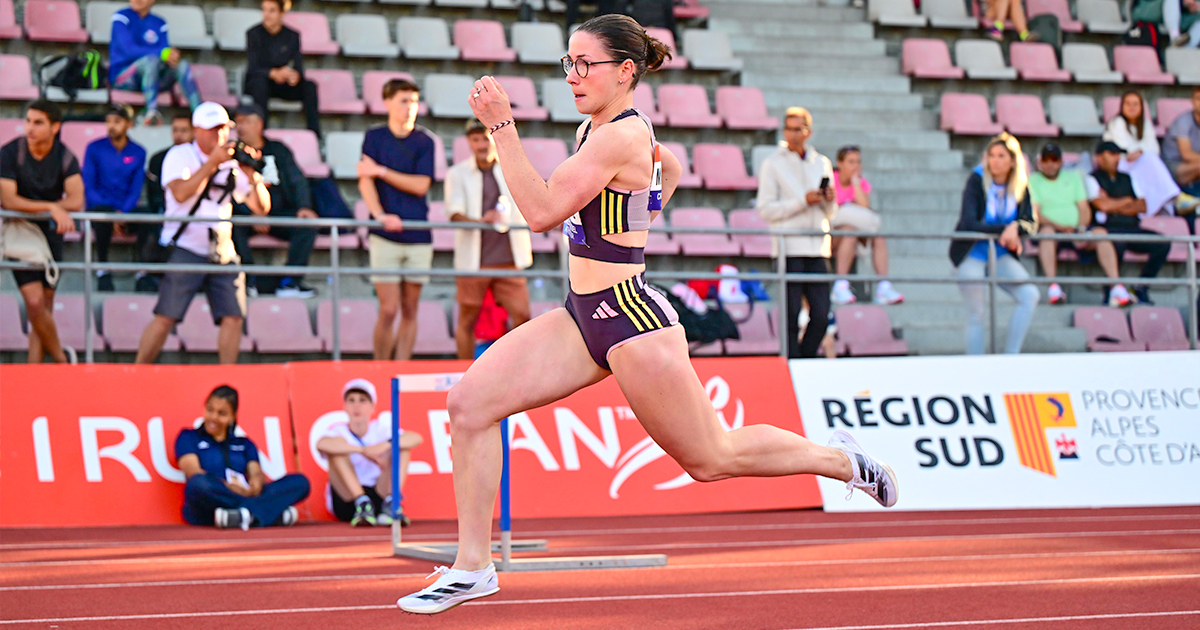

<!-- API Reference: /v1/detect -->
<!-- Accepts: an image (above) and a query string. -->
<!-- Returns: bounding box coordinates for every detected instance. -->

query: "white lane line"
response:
[2,574,1197,625]
[780,609,1200,630]
[0,572,424,592]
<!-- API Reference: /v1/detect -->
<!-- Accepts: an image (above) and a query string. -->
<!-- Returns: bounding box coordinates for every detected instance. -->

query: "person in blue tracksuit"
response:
[108,0,201,125]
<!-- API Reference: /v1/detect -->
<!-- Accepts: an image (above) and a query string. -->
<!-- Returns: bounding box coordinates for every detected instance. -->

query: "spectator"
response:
[985,0,1037,41]
[82,104,146,293]
[1163,86,1200,218]
[949,133,1039,355]
[0,100,82,364]
[1103,90,1198,216]
[230,103,316,298]
[244,0,321,137]
[176,385,310,529]
[1029,144,1130,307]
[135,103,271,365]
[316,379,424,527]
[446,120,533,360]
[1088,141,1170,305]
[756,107,836,359]
[138,113,194,292]
[1165,0,1199,47]
[109,0,201,126]
[829,146,904,306]
[358,79,435,361]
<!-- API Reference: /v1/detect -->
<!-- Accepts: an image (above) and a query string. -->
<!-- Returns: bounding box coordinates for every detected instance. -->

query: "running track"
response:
[3,507,1199,629]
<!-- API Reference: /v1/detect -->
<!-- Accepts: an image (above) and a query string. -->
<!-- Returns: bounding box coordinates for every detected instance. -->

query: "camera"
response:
[232,140,265,172]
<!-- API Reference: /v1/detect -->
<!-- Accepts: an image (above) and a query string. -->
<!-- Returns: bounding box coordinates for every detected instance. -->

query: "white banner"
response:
[790,352,1200,511]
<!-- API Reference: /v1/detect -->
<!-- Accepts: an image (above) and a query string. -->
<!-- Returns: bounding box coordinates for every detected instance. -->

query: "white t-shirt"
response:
[160,141,250,261]
[322,419,391,487]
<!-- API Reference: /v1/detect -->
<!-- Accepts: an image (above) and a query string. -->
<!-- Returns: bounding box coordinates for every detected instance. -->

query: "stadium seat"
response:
[673,0,709,19]
[0,119,22,146]
[1155,98,1191,136]
[188,64,239,108]
[1062,43,1123,83]
[59,122,106,162]
[247,299,323,353]
[412,302,456,356]
[315,226,359,251]
[326,131,365,179]
[51,295,103,351]
[306,69,365,115]
[645,27,688,70]
[24,0,87,42]
[0,0,21,39]
[380,0,431,6]
[680,29,743,71]
[723,306,778,355]
[496,76,549,121]
[1009,42,1071,82]
[1048,94,1104,136]
[658,84,722,128]
[452,135,471,165]
[424,74,476,118]
[109,85,174,108]
[397,17,459,60]
[672,208,740,257]
[715,86,778,130]
[530,228,559,253]
[995,94,1060,137]
[1100,95,1123,124]
[543,79,588,123]
[1140,215,1192,263]
[835,305,909,356]
[336,15,399,58]
[1166,49,1200,85]
[954,40,1018,80]
[102,295,179,352]
[692,143,758,190]
[0,292,27,351]
[750,144,775,176]
[921,0,978,28]
[868,0,928,25]
[282,12,339,55]
[512,22,566,64]
[1130,306,1190,351]
[523,137,569,180]
[362,71,428,116]
[439,0,489,7]
[643,229,680,255]
[456,20,516,62]
[0,55,39,101]
[1073,307,1145,351]
[728,209,772,257]
[263,129,330,178]
[213,8,260,51]
[431,132,448,182]
[1076,0,1129,33]
[659,142,703,189]
[633,83,666,126]
[127,125,172,157]
[1114,45,1175,84]
[426,201,454,252]
[316,299,376,354]
[901,39,965,79]
[84,1,124,44]
[940,93,1003,136]
[151,5,214,49]
[1027,0,1084,31]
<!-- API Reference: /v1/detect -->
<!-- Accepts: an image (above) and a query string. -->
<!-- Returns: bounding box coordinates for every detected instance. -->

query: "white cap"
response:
[342,378,377,404]
[192,102,233,130]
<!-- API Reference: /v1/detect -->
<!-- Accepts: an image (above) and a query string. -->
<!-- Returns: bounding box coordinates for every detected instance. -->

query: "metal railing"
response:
[1,209,1196,362]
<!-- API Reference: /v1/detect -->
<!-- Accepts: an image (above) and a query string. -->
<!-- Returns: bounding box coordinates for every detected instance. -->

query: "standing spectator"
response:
[231,104,316,297]
[176,385,310,530]
[949,133,1039,355]
[1089,141,1170,305]
[1029,144,1129,307]
[316,379,424,527]
[358,79,435,361]
[446,120,533,360]
[1163,86,1200,211]
[0,100,82,364]
[1165,0,1199,47]
[985,0,1037,41]
[135,103,271,365]
[756,107,836,359]
[109,0,201,126]
[829,146,903,306]
[1103,91,1199,216]
[244,0,321,137]
[138,113,194,292]
[82,104,146,293]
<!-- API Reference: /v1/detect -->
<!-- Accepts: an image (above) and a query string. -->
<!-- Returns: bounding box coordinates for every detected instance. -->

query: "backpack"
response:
[1027,14,1063,54]
[38,51,108,102]
[1123,22,1168,60]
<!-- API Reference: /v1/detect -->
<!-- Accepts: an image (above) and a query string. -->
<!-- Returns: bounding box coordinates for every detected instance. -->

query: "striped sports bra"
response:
[563,108,662,265]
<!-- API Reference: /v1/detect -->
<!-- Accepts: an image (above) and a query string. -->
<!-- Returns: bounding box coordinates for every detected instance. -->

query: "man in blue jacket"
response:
[83,104,146,292]
[109,0,201,126]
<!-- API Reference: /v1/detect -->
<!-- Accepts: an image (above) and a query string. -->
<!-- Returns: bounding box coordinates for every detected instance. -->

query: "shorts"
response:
[9,223,64,289]
[369,235,433,285]
[456,268,529,309]
[832,203,882,234]
[564,272,679,371]
[329,484,384,522]
[1035,225,1104,264]
[153,248,246,324]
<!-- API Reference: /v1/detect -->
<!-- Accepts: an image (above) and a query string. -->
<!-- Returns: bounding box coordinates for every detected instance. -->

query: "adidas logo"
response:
[592,301,619,320]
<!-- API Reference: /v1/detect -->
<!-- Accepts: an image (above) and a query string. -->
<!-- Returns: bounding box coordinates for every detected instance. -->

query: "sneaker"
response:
[276,280,315,298]
[831,280,857,305]
[137,109,163,127]
[215,507,252,531]
[1048,282,1066,305]
[1108,284,1133,307]
[135,274,159,293]
[278,506,298,527]
[398,564,500,614]
[986,24,1004,40]
[351,500,376,527]
[376,502,393,527]
[1176,193,1199,214]
[96,273,114,292]
[1018,29,1039,41]
[63,346,78,365]
[246,285,259,298]
[1132,286,1154,306]
[873,281,904,305]
[828,430,898,508]
[1172,33,1192,47]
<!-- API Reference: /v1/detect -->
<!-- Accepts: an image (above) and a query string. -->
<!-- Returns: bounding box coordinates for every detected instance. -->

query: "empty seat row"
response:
[1073,305,1190,352]
[1026,215,1195,264]
[874,0,1132,34]
[940,92,1194,138]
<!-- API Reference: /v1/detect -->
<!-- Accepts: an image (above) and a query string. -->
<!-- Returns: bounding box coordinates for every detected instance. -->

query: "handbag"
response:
[0,218,60,287]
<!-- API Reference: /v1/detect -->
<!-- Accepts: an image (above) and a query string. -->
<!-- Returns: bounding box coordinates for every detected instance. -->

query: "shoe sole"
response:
[831,430,899,508]
[398,586,500,614]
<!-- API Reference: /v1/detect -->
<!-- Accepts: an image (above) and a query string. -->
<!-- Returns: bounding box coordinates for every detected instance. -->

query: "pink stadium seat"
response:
[835,305,909,356]
[412,302,456,356]
[1101,95,1123,124]
[306,69,365,114]
[940,93,1003,136]
[674,0,710,19]
[427,200,455,252]
[0,118,22,146]
[247,299,323,352]
[1027,0,1084,31]
[644,229,680,255]
[190,64,239,108]
[363,71,429,116]
[177,300,253,353]
[316,299,376,354]
[456,20,516,62]
[1154,98,1191,136]
[0,292,27,351]
[0,0,21,39]
[283,12,339,55]
[1130,306,1190,351]
[109,88,174,107]
[659,142,703,189]
[314,228,359,250]
[264,129,330,178]
[672,208,741,256]
[51,295,103,351]
[23,0,87,42]
[1073,307,1146,352]
[995,95,1060,137]
[633,83,666,126]
[430,132,448,182]
[58,122,106,162]
[1140,215,1191,263]
[530,230,559,253]
[496,76,548,121]
[1113,45,1175,84]
[901,39,964,79]
[715,86,778,131]
[645,27,688,70]
[1009,42,1071,82]
[248,233,288,249]
[452,135,471,165]
[692,143,758,190]
[103,295,179,352]
[723,307,778,355]
[523,138,569,180]
[728,209,772,257]
[657,84,722,128]
[0,55,39,100]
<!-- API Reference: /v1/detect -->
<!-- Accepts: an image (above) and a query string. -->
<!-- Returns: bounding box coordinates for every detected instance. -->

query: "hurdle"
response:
[390,373,668,572]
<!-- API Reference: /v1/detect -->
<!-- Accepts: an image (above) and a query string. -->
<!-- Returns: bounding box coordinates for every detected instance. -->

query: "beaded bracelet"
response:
[489,119,515,134]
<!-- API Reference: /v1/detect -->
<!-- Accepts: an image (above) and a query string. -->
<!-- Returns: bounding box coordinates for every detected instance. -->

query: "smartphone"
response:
[819,176,830,191]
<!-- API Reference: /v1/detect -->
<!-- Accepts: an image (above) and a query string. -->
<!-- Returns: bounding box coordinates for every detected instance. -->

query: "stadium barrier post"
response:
[1188,243,1197,350]
[392,377,402,547]
[330,225,341,361]
[776,234,787,357]
[82,218,94,363]
[987,235,997,355]
[500,415,512,570]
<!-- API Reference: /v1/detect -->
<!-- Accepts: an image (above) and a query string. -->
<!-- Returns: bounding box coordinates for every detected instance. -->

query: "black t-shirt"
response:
[0,137,81,239]
[145,147,169,214]
[245,24,304,79]
[1090,168,1140,231]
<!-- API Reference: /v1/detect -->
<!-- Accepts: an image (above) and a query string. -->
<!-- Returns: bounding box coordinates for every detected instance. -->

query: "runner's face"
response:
[565,31,621,115]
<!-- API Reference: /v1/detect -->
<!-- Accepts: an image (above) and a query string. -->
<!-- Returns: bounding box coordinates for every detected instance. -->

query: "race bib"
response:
[563,211,586,246]
[648,144,663,212]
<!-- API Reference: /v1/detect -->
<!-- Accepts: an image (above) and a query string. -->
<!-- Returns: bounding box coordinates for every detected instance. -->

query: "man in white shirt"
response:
[135,102,270,364]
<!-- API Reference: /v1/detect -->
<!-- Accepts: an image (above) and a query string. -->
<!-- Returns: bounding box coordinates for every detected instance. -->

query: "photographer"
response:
[135,102,270,365]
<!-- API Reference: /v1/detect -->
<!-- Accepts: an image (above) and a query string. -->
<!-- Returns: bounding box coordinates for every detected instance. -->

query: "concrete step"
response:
[743,55,902,76]
[706,2,867,22]
[733,38,887,58]
[873,192,962,213]
[755,75,911,95]
[717,21,876,39]
[810,129,950,151]
[854,170,964,190]
[763,91,924,112]
[886,302,1076,328]
[902,325,1088,355]
[802,108,936,131]
[856,150,967,171]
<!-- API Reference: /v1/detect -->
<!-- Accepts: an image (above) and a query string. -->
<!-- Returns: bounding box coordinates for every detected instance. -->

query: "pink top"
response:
[832,170,871,205]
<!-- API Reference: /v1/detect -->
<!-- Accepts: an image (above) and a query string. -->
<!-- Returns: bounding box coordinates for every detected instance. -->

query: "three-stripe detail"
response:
[599,190,626,236]
[613,277,662,333]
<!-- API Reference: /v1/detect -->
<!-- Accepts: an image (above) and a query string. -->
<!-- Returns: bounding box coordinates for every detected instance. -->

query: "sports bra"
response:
[563,108,662,265]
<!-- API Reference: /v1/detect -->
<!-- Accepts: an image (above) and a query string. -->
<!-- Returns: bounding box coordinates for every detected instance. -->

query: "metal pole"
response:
[82,218,94,363]
[499,415,512,570]
[986,236,997,355]
[391,377,402,547]
[1187,242,1197,350]
[776,234,787,358]
[330,225,341,361]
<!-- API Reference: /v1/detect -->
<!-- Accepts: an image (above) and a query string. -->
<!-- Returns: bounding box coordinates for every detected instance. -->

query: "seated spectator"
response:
[138,113,194,292]
[176,385,311,529]
[1165,0,1199,47]
[317,379,423,527]
[1163,86,1200,229]
[244,0,321,137]
[109,0,201,126]
[1029,144,1130,307]
[82,104,146,293]
[0,100,82,364]
[1088,141,1170,305]
[949,133,1039,355]
[829,146,903,306]
[230,103,316,297]
[1103,90,1198,216]
[985,0,1037,41]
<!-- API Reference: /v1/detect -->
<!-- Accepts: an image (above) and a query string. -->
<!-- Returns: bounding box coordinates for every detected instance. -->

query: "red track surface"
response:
[3,507,1199,629]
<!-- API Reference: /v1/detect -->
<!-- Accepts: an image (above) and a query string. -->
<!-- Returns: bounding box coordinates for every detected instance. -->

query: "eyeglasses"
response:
[561,56,624,78]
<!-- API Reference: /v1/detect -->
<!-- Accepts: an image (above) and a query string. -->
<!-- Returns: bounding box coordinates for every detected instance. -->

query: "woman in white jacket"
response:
[1103,91,1199,216]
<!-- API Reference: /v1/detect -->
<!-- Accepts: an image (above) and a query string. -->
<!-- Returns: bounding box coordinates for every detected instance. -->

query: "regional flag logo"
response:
[1003,393,1076,477]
